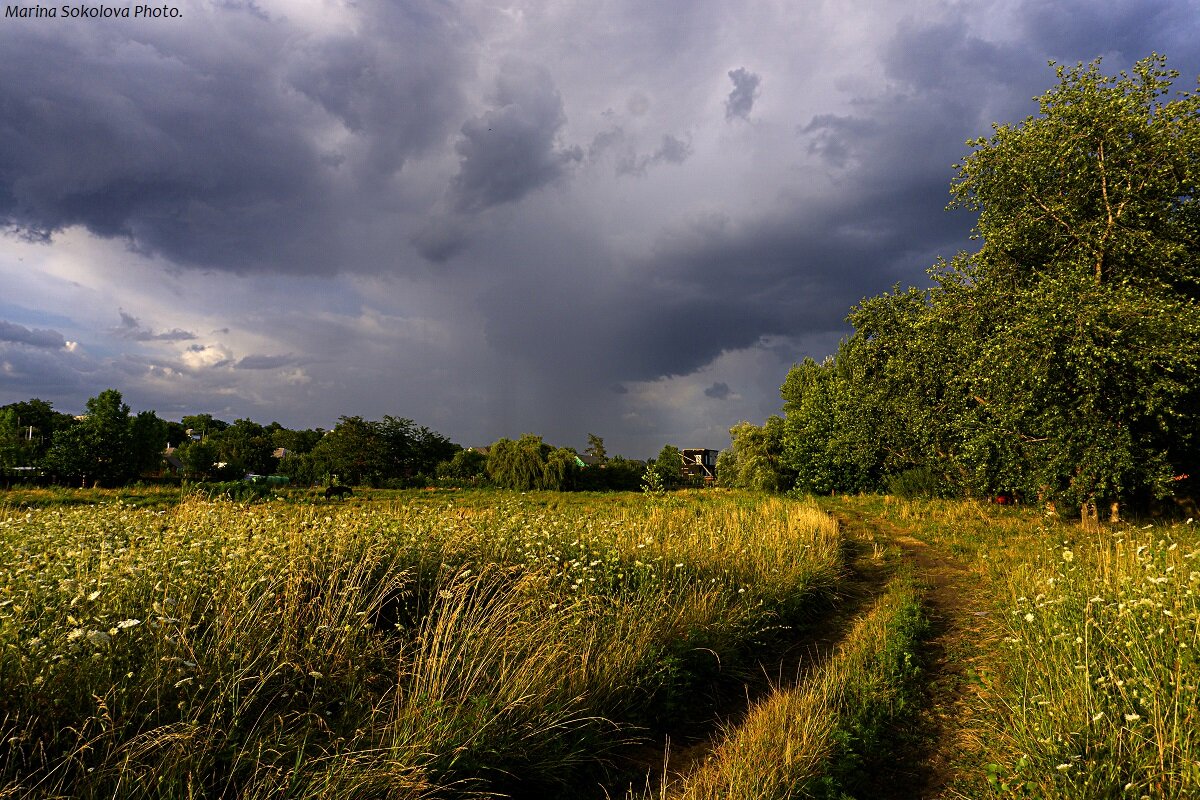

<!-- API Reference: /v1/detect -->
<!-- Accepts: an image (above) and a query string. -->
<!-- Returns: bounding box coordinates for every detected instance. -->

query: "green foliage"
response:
[212,418,274,475]
[485,434,579,491]
[40,390,168,487]
[0,399,72,471]
[586,433,608,463]
[719,418,789,492]
[779,55,1200,514]
[576,455,645,491]
[436,449,489,485]
[176,439,220,480]
[885,467,948,500]
[645,444,684,491]
[287,415,458,487]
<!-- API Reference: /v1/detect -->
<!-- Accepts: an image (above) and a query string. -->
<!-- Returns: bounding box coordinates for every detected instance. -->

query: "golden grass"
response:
[0,492,842,798]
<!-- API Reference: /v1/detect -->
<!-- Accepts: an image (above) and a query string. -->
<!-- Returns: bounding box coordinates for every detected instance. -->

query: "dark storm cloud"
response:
[114,311,196,342]
[0,319,66,349]
[475,16,1073,399]
[725,68,760,121]
[0,343,89,396]
[704,382,731,399]
[450,61,583,214]
[410,216,470,264]
[0,1,468,274]
[476,203,925,390]
[1010,0,1200,66]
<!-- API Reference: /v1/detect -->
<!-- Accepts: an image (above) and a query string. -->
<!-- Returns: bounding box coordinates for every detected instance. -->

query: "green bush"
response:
[885,467,946,499]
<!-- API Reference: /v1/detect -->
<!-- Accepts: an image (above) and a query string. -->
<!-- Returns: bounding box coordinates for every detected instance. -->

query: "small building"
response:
[681,448,718,481]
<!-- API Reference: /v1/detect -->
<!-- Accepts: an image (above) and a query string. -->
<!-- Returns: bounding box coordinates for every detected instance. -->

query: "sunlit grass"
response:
[0,491,842,798]
[664,575,926,800]
[833,495,1200,798]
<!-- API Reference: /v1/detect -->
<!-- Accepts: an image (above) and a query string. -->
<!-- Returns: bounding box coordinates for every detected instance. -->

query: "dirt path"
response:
[600,503,992,799]
[829,504,992,799]
[603,524,898,796]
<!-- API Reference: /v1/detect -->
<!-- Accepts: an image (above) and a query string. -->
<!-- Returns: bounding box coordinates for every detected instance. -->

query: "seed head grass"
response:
[0,491,841,798]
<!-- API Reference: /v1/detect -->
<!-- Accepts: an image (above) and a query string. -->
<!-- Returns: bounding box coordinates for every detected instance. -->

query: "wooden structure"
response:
[681,448,718,481]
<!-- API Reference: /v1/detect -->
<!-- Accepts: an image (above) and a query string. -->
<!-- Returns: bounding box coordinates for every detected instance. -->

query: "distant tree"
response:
[308,416,389,486]
[487,435,550,490]
[436,449,488,485]
[128,411,168,477]
[484,434,580,490]
[0,399,73,466]
[599,455,644,491]
[180,414,228,440]
[216,418,274,475]
[646,444,684,490]
[585,433,608,463]
[41,422,92,486]
[715,448,739,488]
[380,415,458,477]
[0,407,38,472]
[177,439,219,481]
[544,447,581,491]
[271,426,325,456]
[277,451,319,486]
[164,420,190,448]
[721,418,788,491]
[40,390,164,486]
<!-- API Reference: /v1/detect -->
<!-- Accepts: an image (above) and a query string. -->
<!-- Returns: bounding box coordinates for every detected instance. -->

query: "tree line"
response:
[0,391,658,491]
[718,55,1200,525]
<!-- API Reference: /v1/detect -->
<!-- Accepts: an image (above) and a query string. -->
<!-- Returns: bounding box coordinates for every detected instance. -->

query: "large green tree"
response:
[779,55,1200,522]
[947,55,1200,523]
[42,390,167,486]
[0,399,73,470]
[485,434,578,491]
[718,418,789,491]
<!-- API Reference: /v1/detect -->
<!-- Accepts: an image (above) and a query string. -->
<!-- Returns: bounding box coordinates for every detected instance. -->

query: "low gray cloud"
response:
[0,319,66,349]
[114,311,197,342]
[725,67,761,121]
[704,382,731,399]
[235,354,297,370]
[450,61,582,214]
[615,134,693,177]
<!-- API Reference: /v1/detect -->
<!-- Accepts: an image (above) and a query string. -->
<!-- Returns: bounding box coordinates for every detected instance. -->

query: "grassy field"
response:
[9,487,1193,798]
[829,496,1200,799]
[0,489,858,799]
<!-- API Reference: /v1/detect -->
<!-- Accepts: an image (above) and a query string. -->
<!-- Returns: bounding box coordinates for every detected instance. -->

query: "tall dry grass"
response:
[835,495,1200,797]
[0,492,842,798]
[663,576,925,800]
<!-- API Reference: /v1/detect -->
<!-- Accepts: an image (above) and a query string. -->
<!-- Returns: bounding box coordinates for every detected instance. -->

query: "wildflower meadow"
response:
[0,492,844,798]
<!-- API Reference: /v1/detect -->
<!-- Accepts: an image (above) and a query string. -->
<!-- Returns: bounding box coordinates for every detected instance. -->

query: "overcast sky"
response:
[2,0,1198,457]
